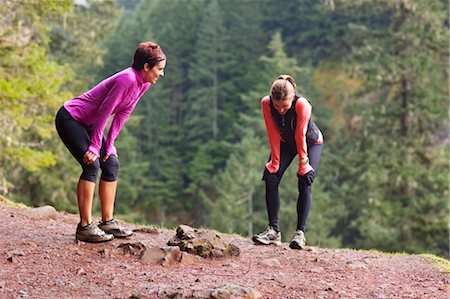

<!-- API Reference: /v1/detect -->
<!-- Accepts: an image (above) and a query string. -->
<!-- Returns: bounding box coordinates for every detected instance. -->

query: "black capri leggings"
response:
[55,106,119,183]
[263,141,322,232]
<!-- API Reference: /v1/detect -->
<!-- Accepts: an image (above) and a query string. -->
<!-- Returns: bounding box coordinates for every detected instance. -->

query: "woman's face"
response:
[273,98,293,115]
[143,59,166,84]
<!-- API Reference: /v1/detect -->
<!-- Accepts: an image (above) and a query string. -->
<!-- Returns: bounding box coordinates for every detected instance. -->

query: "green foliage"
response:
[2,0,448,259]
[0,1,73,201]
[321,0,449,257]
[48,0,121,94]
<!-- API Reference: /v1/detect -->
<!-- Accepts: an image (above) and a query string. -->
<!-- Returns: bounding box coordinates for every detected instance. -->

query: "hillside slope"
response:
[0,203,448,299]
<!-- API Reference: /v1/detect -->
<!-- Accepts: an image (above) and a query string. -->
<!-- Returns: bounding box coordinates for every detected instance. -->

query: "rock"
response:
[129,294,150,299]
[310,267,325,273]
[346,260,367,269]
[7,249,25,257]
[157,286,184,299]
[18,290,29,298]
[141,246,182,266]
[76,268,86,275]
[133,227,160,234]
[175,224,198,240]
[99,248,112,258]
[180,252,202,265]
[22,205,57,220]
[168,225,240,258]
[193,283,262,299]
[260,258,281,268]
[141,247,165,264]
[118,242,146,256]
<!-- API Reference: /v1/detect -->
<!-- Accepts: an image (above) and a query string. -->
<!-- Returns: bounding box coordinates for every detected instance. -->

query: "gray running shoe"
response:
[252,226,281,246]
[289,230,306,249]
[98,219,133,238]
[76,222,114,243]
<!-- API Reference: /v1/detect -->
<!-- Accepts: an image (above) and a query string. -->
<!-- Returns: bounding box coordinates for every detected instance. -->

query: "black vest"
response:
[269,95,320,147]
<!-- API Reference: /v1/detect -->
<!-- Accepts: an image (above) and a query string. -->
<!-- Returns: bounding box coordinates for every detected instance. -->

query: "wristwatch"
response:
[300,157,309,164]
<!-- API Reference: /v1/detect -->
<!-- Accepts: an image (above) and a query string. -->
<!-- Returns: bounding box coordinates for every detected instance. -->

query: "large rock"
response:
[193,283,262,299]
[167,225,240,258]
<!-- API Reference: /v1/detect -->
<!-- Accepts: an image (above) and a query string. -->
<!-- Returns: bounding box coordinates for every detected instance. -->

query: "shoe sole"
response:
[76,233,114,243]
[289,241,305,250]
[98,228,133,238]
[110,231,133,238]
[252,236,281,246]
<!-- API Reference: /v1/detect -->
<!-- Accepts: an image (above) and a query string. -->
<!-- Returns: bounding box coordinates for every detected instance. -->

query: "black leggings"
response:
[55,106,119,183]
[263,141,322,232]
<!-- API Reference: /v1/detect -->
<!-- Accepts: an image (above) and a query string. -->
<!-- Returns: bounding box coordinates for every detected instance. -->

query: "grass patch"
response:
[348,249,450,273]
[420,254,450,273]
[367,249,409,256]
[0,195,28,209]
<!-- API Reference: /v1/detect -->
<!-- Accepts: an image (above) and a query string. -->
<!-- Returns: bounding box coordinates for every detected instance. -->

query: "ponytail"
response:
[277,74,297,90]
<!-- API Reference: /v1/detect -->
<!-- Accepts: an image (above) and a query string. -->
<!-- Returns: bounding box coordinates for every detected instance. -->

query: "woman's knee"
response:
[100,156,120,182]
[80,159,100,182]
[263,169,281,187]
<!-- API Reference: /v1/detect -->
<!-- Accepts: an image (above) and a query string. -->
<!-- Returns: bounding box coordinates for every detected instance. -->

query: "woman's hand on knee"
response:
[83,151,97,165]
[297,170,315,186]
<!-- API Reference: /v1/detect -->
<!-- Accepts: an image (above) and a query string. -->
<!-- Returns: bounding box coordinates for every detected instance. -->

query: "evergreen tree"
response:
[181,0,268,224]
[103,0,206,225]
[325,0,449,257]
[48,0,121,94]
[0,0,73,205]
[16,0,121,210]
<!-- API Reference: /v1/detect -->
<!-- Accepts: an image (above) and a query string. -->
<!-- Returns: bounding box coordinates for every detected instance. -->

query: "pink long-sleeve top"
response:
[64,67,150,157]
[261,95,323,176]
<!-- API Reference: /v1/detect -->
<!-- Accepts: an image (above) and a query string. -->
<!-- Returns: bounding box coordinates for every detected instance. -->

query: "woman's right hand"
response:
[83,151,97,165]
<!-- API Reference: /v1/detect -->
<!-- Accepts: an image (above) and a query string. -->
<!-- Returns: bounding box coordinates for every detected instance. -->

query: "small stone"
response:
[77,268,86,275]
[260,258,281,268]
[99,248,112,258]
[8,249,25,256]
[22,205,57,220]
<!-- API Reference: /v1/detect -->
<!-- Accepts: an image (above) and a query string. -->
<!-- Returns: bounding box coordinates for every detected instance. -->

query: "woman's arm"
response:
[295,97,314,176]
[261,96,282,173]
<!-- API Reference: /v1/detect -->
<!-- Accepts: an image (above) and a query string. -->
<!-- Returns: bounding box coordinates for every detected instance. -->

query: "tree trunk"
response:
[401,74,411,138]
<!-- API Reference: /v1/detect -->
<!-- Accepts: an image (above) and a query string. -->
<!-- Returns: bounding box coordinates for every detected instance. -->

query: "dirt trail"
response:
[0,204,448,298]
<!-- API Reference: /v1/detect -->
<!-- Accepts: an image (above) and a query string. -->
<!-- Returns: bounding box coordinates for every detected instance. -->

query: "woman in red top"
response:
[252,75,323,249]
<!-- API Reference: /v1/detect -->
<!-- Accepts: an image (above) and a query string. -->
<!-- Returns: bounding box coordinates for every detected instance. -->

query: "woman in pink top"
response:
[55,41,166,243]
[252,75,323,249]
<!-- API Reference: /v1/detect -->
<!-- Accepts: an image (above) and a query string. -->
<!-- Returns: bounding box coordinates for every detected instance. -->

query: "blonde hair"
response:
[270,75,297,101]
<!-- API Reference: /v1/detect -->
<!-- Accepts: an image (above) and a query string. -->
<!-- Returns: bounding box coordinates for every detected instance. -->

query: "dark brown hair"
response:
[132,41,166,71]
[270,74,297,101]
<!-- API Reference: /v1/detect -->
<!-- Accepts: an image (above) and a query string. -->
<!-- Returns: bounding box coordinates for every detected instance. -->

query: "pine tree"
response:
[0,0,73,204]
[324,0,449,257]
[107,0,206,225]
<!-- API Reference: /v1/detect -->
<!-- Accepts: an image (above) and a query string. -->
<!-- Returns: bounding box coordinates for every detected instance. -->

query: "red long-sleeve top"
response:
[261,95,323,176]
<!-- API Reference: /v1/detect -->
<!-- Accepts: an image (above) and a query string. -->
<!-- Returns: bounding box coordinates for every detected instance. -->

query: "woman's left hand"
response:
[103,154,110,162]
[298,170,315,186]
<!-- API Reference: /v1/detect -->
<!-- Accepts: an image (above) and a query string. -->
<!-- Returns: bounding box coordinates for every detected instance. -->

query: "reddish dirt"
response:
[0,204,448,299]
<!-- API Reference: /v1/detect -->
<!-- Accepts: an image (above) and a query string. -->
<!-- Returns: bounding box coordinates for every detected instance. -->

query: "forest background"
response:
[0,0,448,259]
